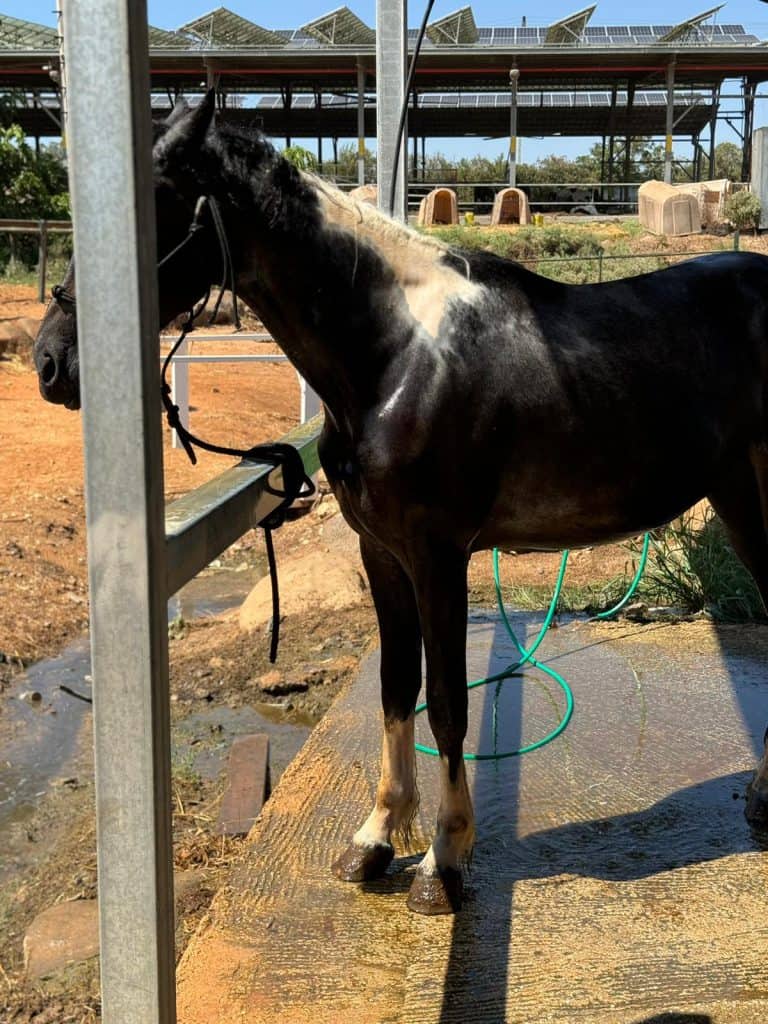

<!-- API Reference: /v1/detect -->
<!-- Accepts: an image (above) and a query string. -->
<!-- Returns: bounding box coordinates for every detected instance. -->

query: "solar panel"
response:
[426,7,479,45]
[301,7,375,45]
[0,14,57,49]
[182,9,286,47]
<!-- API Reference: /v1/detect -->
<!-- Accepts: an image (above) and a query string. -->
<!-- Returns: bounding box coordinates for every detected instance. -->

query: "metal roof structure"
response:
[300,6,375,46]
[0,13,56,49]
[545,6,597,46]
[426,7,479,46]
[180,7,286,47]
[0,3,763,181]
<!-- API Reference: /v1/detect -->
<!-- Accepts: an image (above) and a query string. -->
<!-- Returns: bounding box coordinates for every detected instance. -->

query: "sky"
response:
[3,1,768,164]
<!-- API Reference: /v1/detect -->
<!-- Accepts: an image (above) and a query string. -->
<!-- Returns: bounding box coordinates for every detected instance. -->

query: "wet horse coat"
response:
[35,93,768,913]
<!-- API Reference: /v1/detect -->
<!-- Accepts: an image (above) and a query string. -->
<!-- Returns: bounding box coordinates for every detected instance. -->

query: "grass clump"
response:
[631,507,765,622]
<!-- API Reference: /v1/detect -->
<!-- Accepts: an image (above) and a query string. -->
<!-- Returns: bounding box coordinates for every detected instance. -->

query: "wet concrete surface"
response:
[177,612,768,1024]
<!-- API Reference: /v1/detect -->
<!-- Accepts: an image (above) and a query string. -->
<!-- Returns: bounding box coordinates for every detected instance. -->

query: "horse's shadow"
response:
[364,771,764,899]
[362,771,763,1022]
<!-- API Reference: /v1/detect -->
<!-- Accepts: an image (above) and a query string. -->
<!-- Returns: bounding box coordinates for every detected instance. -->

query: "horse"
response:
[34,91,768,914]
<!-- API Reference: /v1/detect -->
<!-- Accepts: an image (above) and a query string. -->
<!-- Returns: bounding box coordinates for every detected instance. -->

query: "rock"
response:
[0,317,39,364]
[239,548,368,632]
[23,900,99,979]
[256,670,308,696]
[19,690,42,704]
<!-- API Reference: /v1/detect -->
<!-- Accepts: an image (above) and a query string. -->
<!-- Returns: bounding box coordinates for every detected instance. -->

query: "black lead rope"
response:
[161,322,315,662]
[52,194,316,661]
[159,196,314,661]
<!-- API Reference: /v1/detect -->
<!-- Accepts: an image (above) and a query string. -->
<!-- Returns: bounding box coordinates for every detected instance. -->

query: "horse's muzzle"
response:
[35,347,81,409]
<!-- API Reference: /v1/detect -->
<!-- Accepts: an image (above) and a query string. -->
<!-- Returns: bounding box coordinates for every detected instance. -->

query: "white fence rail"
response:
[164,332,321,449]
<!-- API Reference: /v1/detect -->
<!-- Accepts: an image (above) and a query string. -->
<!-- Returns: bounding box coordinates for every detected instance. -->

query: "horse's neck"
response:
[228,168,464,425]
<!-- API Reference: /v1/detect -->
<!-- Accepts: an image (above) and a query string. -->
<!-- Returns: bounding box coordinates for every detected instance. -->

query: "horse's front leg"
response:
[332,536,422,881]
[407,542,474,915]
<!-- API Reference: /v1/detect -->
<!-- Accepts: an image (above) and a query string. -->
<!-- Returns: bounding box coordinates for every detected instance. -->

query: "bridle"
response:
[50,194,316,662]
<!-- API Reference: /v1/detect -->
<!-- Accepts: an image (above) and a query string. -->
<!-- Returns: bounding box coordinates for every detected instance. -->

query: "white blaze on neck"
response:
[312,179,483,339]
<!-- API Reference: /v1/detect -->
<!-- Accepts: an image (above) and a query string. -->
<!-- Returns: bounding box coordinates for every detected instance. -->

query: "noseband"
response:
[50,195,315,662]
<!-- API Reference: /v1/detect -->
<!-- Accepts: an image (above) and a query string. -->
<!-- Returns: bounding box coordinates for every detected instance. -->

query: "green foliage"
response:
[712,141,742,182]
[632,508,765,621]
[723,190,761,232]
[326,142,376,182]
[0,125,69,218]
[281,145,318,172]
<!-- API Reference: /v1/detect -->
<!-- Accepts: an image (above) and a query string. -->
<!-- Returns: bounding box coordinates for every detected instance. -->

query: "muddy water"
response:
[0,564,307,885]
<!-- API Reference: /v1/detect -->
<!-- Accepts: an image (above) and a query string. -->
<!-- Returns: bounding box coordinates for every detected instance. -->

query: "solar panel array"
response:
[255,90,706,110]
[0,7,761,51]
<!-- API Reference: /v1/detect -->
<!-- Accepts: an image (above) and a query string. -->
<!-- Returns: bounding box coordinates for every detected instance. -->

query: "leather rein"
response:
[51,195,316,662]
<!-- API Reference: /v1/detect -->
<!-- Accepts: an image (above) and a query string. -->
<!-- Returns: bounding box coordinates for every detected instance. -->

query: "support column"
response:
[664,58,676,184]
[509,66,519,187]
[356,59,366,186]
[376,0,408,220]
[624,80,635,202]
[62,2,174,1021]
[742,78,755,183]
[708,84,720,178]
[412,87,418,175]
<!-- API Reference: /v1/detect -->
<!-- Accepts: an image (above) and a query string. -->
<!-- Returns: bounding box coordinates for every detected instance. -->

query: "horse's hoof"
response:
[406,867,463,915]
[745,779,768,831]
[331,842,394,882]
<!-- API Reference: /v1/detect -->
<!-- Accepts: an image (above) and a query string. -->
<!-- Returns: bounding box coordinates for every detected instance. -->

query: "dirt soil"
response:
[0,266,685,1023]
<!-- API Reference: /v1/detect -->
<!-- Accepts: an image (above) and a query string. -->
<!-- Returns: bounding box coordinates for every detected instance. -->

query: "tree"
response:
[712,142,742,182]
[0,124,69,218]
[281,145,318,172]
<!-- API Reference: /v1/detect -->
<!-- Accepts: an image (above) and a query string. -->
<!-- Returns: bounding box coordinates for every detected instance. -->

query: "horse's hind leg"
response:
[709,454,768,829]
[332,536,422,882]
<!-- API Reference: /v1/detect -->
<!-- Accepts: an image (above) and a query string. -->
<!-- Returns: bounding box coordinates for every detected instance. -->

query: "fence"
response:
[165,332,321,449]
[0,218,72,301]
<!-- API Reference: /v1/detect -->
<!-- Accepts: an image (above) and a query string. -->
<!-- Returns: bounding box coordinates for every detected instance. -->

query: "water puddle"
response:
[0,561,307,885]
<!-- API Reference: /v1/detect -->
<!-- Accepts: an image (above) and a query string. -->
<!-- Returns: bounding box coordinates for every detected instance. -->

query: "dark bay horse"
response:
[34,92,768,914]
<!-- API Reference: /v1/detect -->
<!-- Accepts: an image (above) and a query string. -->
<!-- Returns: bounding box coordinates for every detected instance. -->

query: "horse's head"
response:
[35,91,223,409]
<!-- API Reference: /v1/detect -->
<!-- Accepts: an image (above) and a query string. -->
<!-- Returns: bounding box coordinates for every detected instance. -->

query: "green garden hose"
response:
[414,533,651,761]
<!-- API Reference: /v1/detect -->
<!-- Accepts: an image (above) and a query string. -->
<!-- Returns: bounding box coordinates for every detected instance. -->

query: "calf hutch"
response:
[638,180,701,236]
[490,187,531,226]
[417,186,459,226]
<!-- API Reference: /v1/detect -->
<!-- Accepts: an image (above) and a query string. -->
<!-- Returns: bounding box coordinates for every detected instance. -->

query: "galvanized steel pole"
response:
[62,3,176,1022]
[509,67,519,187]
[356,58,366,186]
[376,0,408,220]
[664,58,676,184]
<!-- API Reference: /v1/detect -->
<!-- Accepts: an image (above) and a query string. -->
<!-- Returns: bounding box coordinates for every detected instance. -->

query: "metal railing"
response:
[164,332,321,449]
[0,217,72,301]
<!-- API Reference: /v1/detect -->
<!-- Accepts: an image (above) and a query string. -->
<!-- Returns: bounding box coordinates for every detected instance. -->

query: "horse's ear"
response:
[165,96,190,127]
[180,90,216,147]
[153,89,215,163]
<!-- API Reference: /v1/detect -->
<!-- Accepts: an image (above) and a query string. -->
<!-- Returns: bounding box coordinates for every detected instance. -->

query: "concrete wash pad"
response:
[177,613,768,1023]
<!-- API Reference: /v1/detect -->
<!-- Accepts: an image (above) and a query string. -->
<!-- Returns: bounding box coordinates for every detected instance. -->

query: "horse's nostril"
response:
[40,352,57,386]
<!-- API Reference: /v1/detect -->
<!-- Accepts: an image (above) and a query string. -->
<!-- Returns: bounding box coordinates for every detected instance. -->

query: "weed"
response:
[629,508,765,621]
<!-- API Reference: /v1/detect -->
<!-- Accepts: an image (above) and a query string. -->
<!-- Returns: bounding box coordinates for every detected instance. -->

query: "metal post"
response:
[664,59,676,185]
[170,337,189,450]
[509,67,519,187]
[709,85,720,177]
[412,87,418,175]
[37,219,48,304]
[376,0,408,220]
[62,4,175,1022]
[356,59,366,186]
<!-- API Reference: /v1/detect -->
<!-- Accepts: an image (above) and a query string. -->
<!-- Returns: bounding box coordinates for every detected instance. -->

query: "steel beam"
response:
[509,67,519,187]
[664,59,676,184]
[356,59,366,186]
[62,3,175,1021]
[376,0,407,219]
